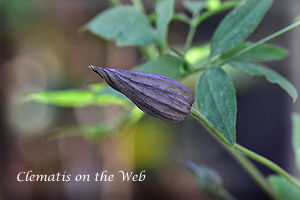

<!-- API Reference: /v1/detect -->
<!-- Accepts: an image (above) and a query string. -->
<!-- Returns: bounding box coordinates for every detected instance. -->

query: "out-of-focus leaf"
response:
[44,124,114,141]
[185,159,223,197]
[206,0,221,11]
[25,89,129,107]
[268,175,300,200]
[230,61,298,102]
[83,6,158,46]
[196,66,237,145]
[25,90,96,107]
[210,0,273,57]
[185,44,210,65]
[221,43,288,62]
[135,56,187,80]
[155,0,174,43]
[292,113,300,171]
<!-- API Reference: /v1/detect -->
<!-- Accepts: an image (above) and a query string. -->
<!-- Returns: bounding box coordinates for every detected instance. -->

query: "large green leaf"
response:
[210,0,273,58]
[268,175,300,200]
[155,0,174,43]
[135,56,187,80]
[196,67,237,145]
[220,43,288,62]
[292,113,300,171]
[230,61,298,102]
[83,6,158,46]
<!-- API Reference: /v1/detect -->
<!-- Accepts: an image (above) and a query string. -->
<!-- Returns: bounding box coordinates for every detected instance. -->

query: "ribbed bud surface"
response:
[89,65,194,123]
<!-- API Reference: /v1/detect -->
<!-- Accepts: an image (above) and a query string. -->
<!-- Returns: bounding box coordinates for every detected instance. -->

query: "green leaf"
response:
[185,44,210,65]
[221,43,288,62]
[44,124,114,141]
[25,89,129,107]
[210,0,273,58]
[135,56,187,80]
[268,175,300,200]
[184,1,205,16]
[292,113,300,171]
[230,61,298,102]
[83,6,158,46]
[196,67,237,145]
[155,0,174,43]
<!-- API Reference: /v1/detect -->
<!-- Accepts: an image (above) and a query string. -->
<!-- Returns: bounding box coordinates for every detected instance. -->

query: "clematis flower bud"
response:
[88,65,194,123]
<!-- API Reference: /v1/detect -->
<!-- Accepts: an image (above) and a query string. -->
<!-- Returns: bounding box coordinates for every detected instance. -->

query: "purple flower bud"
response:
[88,65,194,123]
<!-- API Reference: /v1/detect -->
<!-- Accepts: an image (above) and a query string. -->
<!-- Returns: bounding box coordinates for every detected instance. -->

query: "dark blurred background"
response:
[0,0,300,200]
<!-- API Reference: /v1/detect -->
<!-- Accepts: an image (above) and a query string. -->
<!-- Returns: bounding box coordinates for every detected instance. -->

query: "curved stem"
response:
[189,107,300,198]
[234,144,300,190]
[194,1,239,25]
[222,144,280,200]
[190,107,231,145]
[190,107,278,199]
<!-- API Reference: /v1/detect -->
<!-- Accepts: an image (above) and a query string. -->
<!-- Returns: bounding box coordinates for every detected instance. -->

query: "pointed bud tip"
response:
[88,65,104,79]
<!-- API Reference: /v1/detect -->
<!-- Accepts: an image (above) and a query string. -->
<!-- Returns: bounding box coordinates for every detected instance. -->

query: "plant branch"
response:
[189,107,300,199]
[222,144,280,200]
[234,144,300,191]
[194,1,239,26]
[184,21,198,54]
[216,19,300,66]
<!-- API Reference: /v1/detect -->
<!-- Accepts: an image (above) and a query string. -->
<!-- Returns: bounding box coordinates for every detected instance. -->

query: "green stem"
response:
[194,1,239,25]
[184,21,197,54]
[189,107,300,199]
[140,46,159,60]
[130,0,159,60]
[164,45,184,59]
[216,19,300,66]
[234,144,300,191]
[132,0,145,12]
[184,1,239,55]
[222,144,280,200]
[109,0,121,6]
[190,107,230,146]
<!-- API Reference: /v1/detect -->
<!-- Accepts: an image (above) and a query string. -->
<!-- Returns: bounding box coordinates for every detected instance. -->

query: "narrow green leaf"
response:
[25,89,129,107]
[196,67,237,145]
[221,43,288,62]
[44,124,113,141]
[268,175,300,200]
[292,113,300,171]
[25,90,96,107]
[155,0,174,43]
[230,61,298,102]
[210,0,273,57]
[83,6,158,46]
[135,56,187,80]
